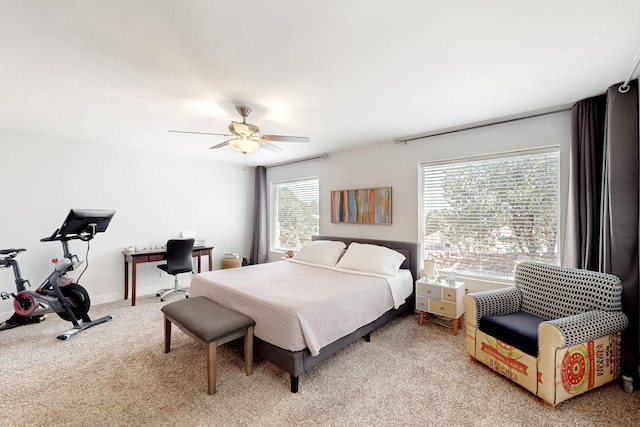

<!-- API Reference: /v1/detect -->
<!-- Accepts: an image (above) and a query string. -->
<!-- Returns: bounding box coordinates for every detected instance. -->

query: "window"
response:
[272,177,319,251]
[420,148,559,279]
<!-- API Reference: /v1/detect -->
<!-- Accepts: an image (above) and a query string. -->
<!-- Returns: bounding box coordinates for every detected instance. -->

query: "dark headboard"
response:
[312,235,420,281]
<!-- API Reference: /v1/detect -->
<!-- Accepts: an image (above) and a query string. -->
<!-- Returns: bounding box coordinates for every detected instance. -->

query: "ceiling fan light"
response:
[229,137,260,153]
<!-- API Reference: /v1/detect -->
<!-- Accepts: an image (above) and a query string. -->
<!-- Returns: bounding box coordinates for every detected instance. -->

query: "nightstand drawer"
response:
[428,298,457,318]
[416,282,442,298]
[442,286,460,302]
[415,295,429,311]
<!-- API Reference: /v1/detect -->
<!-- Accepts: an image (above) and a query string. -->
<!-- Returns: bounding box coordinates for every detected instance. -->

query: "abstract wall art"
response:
[330,187,392,224]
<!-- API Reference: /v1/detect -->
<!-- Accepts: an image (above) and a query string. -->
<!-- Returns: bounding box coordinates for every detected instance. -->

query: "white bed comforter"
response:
[190,260,412,356]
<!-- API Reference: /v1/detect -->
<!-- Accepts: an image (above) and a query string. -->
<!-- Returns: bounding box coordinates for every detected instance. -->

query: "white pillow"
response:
[292,240,346,266]
[335,242,406,276]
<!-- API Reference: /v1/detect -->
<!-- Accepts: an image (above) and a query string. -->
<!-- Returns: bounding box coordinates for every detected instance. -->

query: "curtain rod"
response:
[395,104,572,144]
[619,50,640,93]
[266,153,328,169]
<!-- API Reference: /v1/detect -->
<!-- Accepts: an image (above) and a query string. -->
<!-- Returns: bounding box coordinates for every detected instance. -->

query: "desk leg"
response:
[208,250,213,271]
[124,260,129,301]
[131,262,137,306]
[197,254,202,273]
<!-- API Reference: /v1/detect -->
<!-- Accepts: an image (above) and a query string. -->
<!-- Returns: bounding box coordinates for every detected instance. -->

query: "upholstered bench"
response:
[161,296,255,395]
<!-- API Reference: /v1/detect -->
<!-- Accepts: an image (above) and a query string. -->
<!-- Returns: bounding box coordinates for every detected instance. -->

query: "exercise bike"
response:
[0,209,115,340]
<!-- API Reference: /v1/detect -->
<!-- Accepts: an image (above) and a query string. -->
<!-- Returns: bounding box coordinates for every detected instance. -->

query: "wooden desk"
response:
[123,246,214,306]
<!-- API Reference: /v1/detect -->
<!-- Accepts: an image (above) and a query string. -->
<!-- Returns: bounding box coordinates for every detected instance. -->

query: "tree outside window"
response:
[421,150,559,279]
[273,178,319,251]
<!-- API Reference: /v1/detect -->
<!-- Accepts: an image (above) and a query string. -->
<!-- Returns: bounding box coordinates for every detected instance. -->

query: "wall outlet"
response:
[399,219,405,228]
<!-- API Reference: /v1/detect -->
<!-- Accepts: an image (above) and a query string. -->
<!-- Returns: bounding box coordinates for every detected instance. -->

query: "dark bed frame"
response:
[253,236,419,392]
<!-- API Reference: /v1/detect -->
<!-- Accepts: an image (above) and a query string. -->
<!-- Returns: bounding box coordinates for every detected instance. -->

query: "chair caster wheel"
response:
[160,298,165,302]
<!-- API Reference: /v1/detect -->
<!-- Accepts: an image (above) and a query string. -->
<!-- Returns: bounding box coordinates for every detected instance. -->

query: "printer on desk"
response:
[181,230,205,247]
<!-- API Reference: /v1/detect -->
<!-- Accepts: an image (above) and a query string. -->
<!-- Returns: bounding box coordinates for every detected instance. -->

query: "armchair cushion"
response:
[479,311,546,357]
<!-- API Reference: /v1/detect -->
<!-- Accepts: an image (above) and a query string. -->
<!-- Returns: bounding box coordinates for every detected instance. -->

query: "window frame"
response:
[418,146,560,281]
[270,176,320,253]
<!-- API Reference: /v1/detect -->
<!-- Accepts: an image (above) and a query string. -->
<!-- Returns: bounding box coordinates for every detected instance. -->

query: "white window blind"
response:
[272,178,319,251]
[420,149,559,279]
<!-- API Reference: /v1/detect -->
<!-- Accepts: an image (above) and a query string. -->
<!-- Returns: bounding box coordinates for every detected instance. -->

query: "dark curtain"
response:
[563,94,607,270]
[250,166,268,264]
[600,80,639,384]
[564,79,639,385]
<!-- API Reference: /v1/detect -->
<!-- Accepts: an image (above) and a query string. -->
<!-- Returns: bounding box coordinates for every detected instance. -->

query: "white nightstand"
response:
[415,279,465,336]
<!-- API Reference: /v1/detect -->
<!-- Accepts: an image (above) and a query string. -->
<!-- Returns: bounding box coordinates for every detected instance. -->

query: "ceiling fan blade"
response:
[260,134,310,143]
[209,140,231,149]
[171,106,308,155]
[168,130,232,137]
[259,140,284,151]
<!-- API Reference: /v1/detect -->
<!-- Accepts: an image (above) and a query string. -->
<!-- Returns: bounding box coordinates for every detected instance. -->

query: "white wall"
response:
[267,111,572,293]
[0,130,254,316]
[0,111,572,319]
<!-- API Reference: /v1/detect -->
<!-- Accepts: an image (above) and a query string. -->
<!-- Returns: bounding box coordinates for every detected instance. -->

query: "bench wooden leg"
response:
[207,341,217,395]
[164,317,172,353]
[244,326,254,376]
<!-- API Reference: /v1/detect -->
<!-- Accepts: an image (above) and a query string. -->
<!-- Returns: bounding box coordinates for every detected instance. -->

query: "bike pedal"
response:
[0,292,10,300]
[23,314,48,324]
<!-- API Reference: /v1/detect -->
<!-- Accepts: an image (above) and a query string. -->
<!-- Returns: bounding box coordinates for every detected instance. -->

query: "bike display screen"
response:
[58,209,116,238]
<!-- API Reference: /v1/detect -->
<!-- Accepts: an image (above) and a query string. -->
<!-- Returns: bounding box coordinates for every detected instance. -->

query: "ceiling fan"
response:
[168,106,310,153]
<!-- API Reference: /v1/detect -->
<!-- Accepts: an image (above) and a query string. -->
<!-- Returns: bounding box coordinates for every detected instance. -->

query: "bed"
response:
[190,236,419,392]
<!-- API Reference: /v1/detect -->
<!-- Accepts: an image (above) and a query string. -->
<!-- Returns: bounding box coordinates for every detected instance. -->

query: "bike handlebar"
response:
[40,230,96,243]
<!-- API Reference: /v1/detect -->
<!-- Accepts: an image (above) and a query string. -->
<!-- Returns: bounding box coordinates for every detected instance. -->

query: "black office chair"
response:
[156,238,195,302]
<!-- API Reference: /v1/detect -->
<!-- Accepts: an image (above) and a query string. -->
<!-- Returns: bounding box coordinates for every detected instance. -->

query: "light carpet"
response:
[0,295,638,427]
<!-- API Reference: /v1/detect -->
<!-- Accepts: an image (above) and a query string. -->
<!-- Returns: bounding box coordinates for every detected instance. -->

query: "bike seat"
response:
[0,248,26,256]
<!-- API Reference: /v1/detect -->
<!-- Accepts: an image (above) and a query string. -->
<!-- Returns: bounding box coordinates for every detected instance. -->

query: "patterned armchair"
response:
[464,262,628,407]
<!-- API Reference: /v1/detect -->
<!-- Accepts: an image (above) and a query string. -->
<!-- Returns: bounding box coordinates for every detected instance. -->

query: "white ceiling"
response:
[1,1,639,167]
